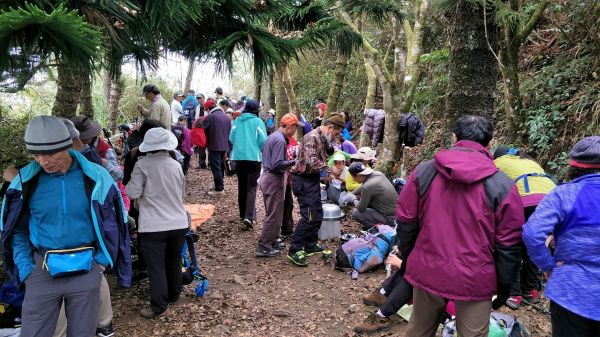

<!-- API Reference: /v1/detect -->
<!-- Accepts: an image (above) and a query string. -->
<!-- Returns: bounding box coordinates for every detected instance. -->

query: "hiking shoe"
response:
[273,238,285,250]
[362,290,387,307]
[506,296,523,310]
[354,313,392,334]
[256,246,281,257]
[140,307,169,319]
[208,190,225,196]
[243,218,254,230]
[287,251,308,266]
[523,290,541,304]
[304,244,325,256]
[96,321,115,337]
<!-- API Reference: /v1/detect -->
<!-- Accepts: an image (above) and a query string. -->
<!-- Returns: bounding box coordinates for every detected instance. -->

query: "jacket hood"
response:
[238,112,258,121]
[433,140,498,183]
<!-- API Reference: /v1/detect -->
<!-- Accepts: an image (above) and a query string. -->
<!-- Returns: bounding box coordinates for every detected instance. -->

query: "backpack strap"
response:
[514,173,554,193]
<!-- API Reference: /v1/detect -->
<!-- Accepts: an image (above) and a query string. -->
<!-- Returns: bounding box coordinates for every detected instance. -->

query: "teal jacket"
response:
[229,113,267,162]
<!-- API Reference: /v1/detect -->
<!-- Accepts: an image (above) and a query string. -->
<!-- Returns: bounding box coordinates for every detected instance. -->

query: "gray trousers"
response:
[352,208,395,230]
[22,254,102,337]
[258,172,285,250]
[53,274,112,337]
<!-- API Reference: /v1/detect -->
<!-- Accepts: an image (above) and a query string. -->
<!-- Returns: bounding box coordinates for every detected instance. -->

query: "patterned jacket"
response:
[292,127,331,176]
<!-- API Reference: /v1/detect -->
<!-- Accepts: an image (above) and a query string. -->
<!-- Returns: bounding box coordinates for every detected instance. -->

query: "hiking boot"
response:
[304,244,325,256]
[96,321,115,337]
[287,251,308,266]
[362,290,387,307]
[523,290,541,304]
[354,313,392,334]
[242,218,254,230]
[273,238,285,250]
[140,307,169,319]
[208,190,225,196]
[506,296,523,310]
[256,246,281,257]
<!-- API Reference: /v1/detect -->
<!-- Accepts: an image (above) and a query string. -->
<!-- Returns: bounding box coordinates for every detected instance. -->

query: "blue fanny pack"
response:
[42,247,94,278]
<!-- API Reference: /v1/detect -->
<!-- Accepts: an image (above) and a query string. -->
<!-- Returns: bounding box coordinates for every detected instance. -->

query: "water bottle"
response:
[385,263,392,277]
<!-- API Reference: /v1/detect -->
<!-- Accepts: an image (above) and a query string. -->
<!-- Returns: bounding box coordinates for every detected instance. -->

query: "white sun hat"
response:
[139,127,178,152]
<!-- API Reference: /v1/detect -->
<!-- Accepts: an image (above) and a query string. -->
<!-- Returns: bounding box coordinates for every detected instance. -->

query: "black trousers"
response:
[182,153,191,175]
[235,161,262,220]
[139,228,187,314]
[208,151,225,191]
[281,181,294,236]
[196,147,207,168]
[380,269,413,317]
[551,301,600,337]
[511,206,541,295]
[289,174,323,254]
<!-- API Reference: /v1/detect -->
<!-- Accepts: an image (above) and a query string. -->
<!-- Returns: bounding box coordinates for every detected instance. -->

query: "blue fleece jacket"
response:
[523,173,600,321]
[229,113,267,162]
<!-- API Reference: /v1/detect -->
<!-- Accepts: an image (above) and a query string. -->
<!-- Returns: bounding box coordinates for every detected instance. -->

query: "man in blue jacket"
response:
[1,116,131,337]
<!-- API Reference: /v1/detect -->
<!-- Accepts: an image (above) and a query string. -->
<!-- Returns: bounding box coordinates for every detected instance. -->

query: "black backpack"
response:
[398,113,425,147]
[183,99,196,118]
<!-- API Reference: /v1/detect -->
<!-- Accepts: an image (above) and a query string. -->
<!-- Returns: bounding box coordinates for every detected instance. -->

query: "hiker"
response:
[312,102,326,129]
[346,147,377,193]
[256,113,301,257]
[1,116,131,337]
[191,112,208,170]
[493,147,556,309]
[171,92,185,123]
[523,136,600,337]
[126,127,188,319]
[326,153,349,203]
[333,133,357,154]
[181,90,199,129]
[123,119,167,185]
[229,99,267,230]
[137,84,172,129]
[214,86,224,100]
[203,98,231,196]
[287,113,345,266]
[265,109,276,134]
[398,115,523,337]
[363,109,385,149]
[60,118,102,165]
[172,116,194,174]
[282,135,300,238]
[355,250,413,334]
[195,93,206,119]
[343,162,397,229]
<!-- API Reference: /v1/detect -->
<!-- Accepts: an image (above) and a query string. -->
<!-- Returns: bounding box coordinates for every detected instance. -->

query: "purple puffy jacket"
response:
[362,109,385,148]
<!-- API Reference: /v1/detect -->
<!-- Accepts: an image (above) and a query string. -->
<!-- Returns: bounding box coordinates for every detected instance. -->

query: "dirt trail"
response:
[111,164,552,337]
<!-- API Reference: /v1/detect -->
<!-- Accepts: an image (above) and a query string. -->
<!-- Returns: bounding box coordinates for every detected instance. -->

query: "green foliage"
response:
[412,49,449,116]
[0,115,30,171]
[340,0,404,26]
[546,151,569,182]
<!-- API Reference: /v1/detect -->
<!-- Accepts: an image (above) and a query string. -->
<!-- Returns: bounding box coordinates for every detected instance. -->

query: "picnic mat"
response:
[184,203,215,229]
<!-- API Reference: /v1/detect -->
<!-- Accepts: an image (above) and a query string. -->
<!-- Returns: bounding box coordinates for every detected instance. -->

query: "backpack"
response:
[398,113,425,147]
[183,98,196,118]
[443,311,530,337]
[335,225,396,274]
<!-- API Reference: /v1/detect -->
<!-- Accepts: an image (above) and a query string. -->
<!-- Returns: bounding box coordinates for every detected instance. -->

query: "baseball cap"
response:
[348,162,374,176]
[281,113,303,127]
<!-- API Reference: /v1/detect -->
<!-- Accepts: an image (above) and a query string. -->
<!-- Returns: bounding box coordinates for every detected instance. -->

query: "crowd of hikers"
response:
[0,83,599,337]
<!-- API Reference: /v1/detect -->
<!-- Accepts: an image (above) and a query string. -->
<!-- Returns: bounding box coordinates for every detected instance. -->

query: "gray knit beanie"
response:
[25,116,73,154]
[60,118,80,140]
[569,136,600,168]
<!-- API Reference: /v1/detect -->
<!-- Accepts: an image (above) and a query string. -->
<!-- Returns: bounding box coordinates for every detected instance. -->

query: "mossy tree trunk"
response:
[107,66,122,133]
[325,53,349,118]
[52,62,82,118]
[274,66,289,128]
[277,64,303,139]
[359,57,377,148]
[79,69,94,118]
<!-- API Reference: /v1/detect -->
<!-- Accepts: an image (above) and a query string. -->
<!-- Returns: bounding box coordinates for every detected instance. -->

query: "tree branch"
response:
[516,0,549,45]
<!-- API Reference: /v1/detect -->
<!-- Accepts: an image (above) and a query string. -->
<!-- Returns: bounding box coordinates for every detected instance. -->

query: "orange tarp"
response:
[184,203,215,229]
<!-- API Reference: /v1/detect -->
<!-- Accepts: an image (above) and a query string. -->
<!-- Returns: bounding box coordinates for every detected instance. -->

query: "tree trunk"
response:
[268,72,276,112]
[446,0,499,127]
[277,65,303,139]
[79,70,94,118]
[107,69,122,133]
[52,63,82,118]
[359,57,377,148]
[254,73,262,104]
[183,59,195,94]
[325,53,349,118]
[103,69,111,111]
[274,67,289,127]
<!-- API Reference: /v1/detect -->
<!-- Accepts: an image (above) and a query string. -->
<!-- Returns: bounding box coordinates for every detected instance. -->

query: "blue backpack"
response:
[335,225,396,274]
[183,98,196,118]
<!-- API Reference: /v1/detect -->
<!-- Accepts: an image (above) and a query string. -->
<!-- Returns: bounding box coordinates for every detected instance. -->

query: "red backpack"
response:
[190,117,207,148]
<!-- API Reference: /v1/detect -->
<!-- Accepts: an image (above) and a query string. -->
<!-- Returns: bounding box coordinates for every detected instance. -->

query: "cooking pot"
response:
[322,203,344,220]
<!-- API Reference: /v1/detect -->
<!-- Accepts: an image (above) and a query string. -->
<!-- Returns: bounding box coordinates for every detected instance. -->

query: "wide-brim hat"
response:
[326,113,345,128]
[71,116,102,140]
[25,116,73,154]
[350,147,376,160]
[139,127,178,152]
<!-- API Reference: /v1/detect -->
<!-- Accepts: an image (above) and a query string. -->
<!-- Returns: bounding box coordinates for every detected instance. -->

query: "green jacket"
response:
[229,113,267,162]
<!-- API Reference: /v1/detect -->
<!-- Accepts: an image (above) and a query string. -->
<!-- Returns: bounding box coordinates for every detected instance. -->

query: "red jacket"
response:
[191,117,207,148]
[396,140,524,301]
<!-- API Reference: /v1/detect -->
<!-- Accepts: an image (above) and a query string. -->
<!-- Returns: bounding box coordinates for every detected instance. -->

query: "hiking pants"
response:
[380,269,413,317]
[21,253,102,337]
[281,180,294,236]
[208,151,225,191]
[235,161,261,220]
[289,174,323,254]
[196,147,207,168]
[139,228,187,314]
[551,301,600,337]
[182,152,191,175]
[511,205,541,296]
[405,287,491,337]
[53,274,113,337]
[352,208,395,230]
[258,172,285,250]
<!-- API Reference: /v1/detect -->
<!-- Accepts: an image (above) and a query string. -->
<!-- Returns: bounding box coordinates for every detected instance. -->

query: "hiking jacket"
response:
[396,140,523,301]
[523,174,600,321]
[1,150,131,287]
[357,171,397,216]
[229,113,267,162]
[181,96,199,118]
[292,127,331,176]
[191,117,207,148]
[141,95,172,129]
[362,109,385,148]
[204,107,231,152]
[262,130,295,175]
[398,113,425,147]
[494,155,556,207]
